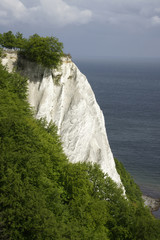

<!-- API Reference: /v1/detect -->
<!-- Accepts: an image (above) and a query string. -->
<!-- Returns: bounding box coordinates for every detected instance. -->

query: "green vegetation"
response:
[0,31,26,50]
[19,34,63,68]
[0,44,160,239]
[115,158,142,203]
[0,31,64,68]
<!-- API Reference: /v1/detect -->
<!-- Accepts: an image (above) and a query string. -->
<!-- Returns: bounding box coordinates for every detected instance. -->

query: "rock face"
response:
[1,51,123,187]
[142,195,160,212]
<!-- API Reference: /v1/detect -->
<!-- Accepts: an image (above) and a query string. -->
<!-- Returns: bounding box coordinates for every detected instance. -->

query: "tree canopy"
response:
[0,31,26,49]
[20,34,63,68]
[0,31,64,68]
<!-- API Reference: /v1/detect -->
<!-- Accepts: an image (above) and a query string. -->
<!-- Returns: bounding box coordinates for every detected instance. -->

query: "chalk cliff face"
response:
[2,52,123,187]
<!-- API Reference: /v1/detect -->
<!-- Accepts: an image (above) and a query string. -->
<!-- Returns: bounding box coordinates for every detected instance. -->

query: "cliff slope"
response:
[2,51,122,186]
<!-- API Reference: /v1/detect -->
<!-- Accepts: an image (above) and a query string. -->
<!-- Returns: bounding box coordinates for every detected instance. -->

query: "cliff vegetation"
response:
[0,42,160,239]
[0,31,64,68]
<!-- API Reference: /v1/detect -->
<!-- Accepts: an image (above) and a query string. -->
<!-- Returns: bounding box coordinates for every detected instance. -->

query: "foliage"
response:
[63,53,72,59]
[0,63,67,239]
[19,34,63,68]
[15,32,27,49]
[0,47,2,57]
[0,31,16,49]
[115,158,142,203]
[0,57,160,239]
[0,31,64,68]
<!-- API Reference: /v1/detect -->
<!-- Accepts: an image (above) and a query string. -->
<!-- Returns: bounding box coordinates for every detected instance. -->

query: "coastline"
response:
[142,195,160,219]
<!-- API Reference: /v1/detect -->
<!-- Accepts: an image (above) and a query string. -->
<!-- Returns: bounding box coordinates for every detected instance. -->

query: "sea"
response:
[75,58,160,218]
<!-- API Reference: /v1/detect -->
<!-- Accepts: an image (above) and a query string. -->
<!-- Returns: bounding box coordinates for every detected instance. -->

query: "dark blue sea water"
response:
[75,58,160,217]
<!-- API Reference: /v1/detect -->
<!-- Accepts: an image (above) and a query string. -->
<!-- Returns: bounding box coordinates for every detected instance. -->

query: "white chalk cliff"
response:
[2,51,123,187]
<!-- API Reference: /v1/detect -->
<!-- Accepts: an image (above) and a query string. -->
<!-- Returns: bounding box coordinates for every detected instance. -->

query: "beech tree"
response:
[0,31,64,68]
[20,34,64,68]
[0,31,16,49]
[15,32,26,49]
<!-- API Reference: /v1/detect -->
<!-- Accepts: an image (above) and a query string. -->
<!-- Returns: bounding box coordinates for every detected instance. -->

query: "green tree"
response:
[115,158,142,202]
[20,34,64,68]
[15,32,26,49]
[0,31,64,68]
[0,62,68,239]
[1,31,16,49]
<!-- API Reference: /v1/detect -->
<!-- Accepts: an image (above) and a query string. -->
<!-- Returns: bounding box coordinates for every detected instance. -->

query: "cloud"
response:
[71,0,160,29]
[93,1,155,26]
[0,0,160,31]
[39,0,92,25]
[0,0,92,27]
[0,0,27,21]
[151,15,160,25]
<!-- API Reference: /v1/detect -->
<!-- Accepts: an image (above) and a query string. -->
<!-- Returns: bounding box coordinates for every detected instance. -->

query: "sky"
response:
[0,0,160,60]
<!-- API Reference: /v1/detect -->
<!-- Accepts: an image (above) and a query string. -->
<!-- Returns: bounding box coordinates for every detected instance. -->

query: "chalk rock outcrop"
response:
[2,51,122,187]
[142,195,160,212]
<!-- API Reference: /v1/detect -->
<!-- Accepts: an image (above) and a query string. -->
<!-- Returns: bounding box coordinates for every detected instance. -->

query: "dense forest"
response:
[0,34,160,239]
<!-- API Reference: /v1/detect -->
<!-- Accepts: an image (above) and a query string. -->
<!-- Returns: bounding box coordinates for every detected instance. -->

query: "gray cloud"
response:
[1,0,160,29]
[151,15,160,25]
[64,0,160,29]
[0,0,28,25]
[94,0,160,28]
[39,0,92,26]
[0,0,92,27]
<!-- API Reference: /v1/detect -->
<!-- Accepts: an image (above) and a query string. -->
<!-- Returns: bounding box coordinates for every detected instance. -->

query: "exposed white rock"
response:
[1,50,17,73]
[142,195,160,212]
[1,52,123,187]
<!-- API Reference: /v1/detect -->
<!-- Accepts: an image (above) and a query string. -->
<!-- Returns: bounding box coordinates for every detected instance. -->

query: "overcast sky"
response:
[1,0,160,60]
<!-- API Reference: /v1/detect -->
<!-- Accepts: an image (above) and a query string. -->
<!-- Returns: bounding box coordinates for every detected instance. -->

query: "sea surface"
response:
[75,58,160,217]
